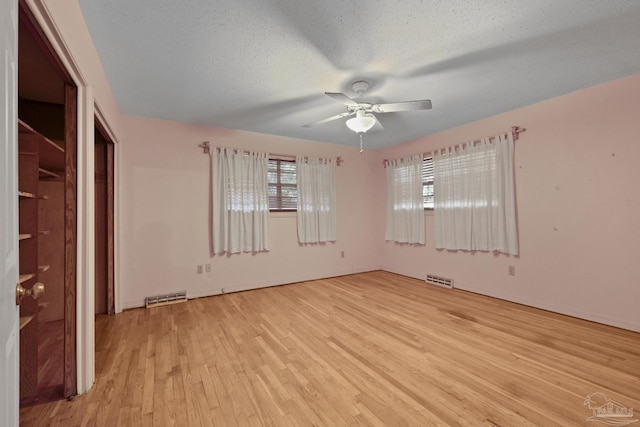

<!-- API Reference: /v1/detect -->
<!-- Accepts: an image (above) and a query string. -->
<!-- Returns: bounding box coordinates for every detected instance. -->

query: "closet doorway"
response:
[17,5,77,405]
[95,122,115,316]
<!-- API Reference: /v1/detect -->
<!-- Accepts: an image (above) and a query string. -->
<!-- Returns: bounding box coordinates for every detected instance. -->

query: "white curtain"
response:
[296,156,337,243]
[385,154,425,244]
[211,148,270,254]
[434,133,518,255]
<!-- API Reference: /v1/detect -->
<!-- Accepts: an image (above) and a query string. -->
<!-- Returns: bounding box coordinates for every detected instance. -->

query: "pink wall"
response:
[43,1,639,331]
[377,73,640,332]
[118,116,382,308]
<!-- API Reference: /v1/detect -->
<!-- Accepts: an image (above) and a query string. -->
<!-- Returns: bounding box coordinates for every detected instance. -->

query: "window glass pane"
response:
[423,157,434,209]
[268,159,297,211]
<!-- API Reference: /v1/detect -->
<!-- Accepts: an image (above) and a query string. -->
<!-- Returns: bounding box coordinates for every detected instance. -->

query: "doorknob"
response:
[16,282,45,305]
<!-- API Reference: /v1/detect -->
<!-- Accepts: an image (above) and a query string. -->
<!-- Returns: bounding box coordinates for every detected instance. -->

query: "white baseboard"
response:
[453,281,640,333]
[121,265,379,310]
[379,267,640,333]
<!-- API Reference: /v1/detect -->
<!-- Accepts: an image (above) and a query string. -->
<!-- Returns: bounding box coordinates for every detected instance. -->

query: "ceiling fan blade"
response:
[325,92,359,107]
[373,114,384,130]
[373,99,432,113]
[302,111,354,127]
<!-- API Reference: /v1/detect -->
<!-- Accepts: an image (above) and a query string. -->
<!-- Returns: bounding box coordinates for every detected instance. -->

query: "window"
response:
[432,134,518,255]
[423,157,434,209]
[385,154,425,244]
[268,158,297,211]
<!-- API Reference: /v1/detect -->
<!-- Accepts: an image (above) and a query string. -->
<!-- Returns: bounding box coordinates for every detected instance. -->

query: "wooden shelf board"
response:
[19,191,36,199]
[38,168,60,179]
[19,119,65,170]
[38,265,50,273]
[18,119,64,152]
[19,273,35,284]
[19,316,34,330]
[18,234,33,241]
[18,118,37,134]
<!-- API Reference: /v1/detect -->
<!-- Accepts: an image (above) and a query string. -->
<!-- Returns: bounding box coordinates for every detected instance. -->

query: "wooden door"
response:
[106,142,115,314]
[64,84,77,398]
[95,125,115,315]
[0,0,20,423]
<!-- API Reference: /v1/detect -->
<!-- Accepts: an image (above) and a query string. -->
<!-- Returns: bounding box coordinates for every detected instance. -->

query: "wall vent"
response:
[146,291,187,308]
[426,274,453,289]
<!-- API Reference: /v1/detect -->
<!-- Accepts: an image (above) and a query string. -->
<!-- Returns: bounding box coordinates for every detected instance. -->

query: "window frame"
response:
[268,158,297,212]
[423,156,434,210]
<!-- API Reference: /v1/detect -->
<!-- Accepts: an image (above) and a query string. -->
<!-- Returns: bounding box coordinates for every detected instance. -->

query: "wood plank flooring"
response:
[20,271,640,426]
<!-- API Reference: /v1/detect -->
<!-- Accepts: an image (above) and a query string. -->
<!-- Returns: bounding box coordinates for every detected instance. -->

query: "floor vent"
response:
[146,291,187,308]
[426,274,454,289]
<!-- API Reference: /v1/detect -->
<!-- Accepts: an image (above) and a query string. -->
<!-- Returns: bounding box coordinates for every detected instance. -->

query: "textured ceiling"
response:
[78,0,640,150]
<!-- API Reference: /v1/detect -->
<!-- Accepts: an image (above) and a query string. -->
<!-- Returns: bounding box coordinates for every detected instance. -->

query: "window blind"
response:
[423,157,434,209]
[268,159,297,211]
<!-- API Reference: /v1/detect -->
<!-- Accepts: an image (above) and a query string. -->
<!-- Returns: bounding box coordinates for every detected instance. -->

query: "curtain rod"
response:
[199,141,343,166]
[382,126,525,166]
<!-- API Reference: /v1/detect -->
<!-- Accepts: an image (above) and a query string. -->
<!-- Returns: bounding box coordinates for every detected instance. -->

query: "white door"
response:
[0,0,20,425]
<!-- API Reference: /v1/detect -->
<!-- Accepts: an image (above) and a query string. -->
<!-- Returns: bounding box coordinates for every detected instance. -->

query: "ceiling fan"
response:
[303,80,432,136]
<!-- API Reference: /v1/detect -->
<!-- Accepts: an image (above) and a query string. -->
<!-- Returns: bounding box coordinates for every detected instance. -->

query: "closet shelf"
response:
[19,191,36,199]
[18,119,38,134]
[38,265,50,273]
[20,316,34,330]
[38,168,60,179]
[19,119,65,171]
[18,273,35,284]
[19,234,33,241]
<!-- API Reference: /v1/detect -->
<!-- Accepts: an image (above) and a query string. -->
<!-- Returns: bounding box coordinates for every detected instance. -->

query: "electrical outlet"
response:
[508,266,515,276]
[205,263,211,273]
[197,265,203,274]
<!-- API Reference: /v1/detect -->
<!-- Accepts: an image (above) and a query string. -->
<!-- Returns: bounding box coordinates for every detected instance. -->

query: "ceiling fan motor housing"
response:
[351,80,370,96]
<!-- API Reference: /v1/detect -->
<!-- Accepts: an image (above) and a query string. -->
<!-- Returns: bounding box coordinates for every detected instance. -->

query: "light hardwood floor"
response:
[20,271,640,426]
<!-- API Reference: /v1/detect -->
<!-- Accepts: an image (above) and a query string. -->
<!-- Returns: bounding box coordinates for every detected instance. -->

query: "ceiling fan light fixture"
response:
[346,111,376,133]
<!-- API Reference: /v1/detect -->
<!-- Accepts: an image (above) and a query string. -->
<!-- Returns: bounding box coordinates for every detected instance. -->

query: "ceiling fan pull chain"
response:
[359,134,364,153]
